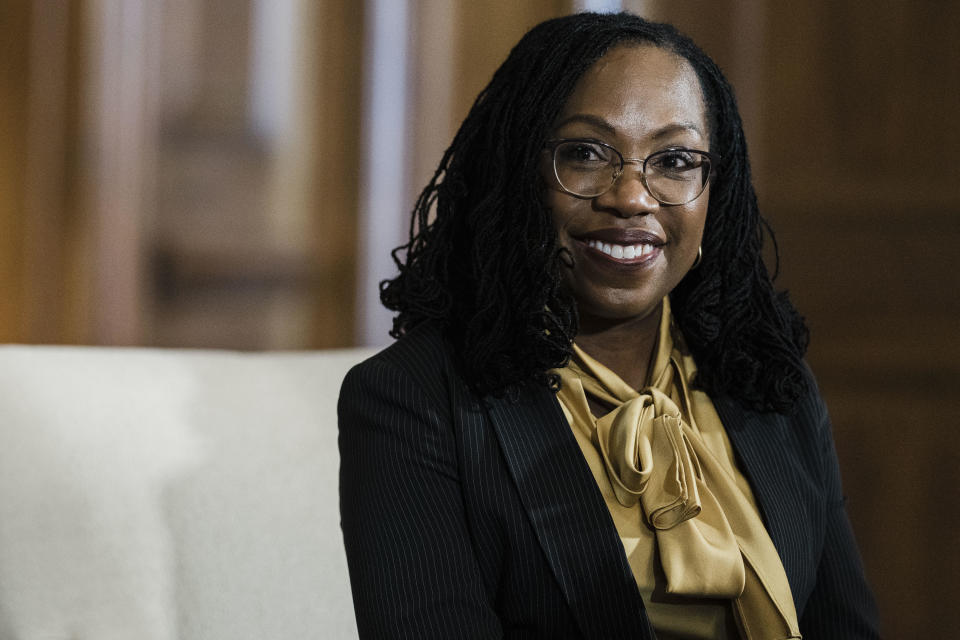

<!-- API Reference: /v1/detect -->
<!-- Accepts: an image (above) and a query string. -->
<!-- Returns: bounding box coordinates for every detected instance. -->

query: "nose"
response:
[594,163,660,217]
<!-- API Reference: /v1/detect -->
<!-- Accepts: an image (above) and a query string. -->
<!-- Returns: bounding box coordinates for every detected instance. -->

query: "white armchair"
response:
[0,345,378,640]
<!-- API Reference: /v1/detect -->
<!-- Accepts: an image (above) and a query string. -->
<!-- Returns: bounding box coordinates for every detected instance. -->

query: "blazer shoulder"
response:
[341,322,460,403]
[788,362,831,438]
[715,363,828,431]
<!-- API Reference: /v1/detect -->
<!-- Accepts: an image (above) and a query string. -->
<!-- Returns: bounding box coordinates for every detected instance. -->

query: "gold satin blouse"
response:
[553,298,801,640]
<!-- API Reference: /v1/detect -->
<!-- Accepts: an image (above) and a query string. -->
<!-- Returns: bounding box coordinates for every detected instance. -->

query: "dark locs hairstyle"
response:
[380,12,810,412]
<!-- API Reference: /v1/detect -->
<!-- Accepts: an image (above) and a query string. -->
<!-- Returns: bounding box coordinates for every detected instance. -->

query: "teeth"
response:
[586,239,656,259]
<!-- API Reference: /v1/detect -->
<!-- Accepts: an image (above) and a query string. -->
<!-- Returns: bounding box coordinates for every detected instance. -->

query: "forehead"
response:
[556,44,708,143]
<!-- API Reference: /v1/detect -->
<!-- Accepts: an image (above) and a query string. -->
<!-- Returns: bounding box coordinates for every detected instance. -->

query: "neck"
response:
[574,301,663,391]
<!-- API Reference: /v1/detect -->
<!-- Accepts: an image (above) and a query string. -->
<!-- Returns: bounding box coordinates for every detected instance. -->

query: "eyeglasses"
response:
[545,138,719,205]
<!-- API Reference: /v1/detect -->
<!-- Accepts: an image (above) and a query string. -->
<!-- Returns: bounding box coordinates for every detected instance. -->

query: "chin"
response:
[576,295,665,324]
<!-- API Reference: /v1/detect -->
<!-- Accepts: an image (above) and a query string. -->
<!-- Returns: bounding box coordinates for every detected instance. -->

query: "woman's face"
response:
[544,44,710,326]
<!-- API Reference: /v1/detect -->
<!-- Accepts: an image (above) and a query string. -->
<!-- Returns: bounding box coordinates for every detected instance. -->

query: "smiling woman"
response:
[338,12,880,640]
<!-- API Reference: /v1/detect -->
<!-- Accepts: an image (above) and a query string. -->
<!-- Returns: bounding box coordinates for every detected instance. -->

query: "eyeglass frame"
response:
[544,138,721,205]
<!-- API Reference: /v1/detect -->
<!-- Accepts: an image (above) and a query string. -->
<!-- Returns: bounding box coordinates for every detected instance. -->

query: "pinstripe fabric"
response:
[339,324,879,638]
[716,384,880,638]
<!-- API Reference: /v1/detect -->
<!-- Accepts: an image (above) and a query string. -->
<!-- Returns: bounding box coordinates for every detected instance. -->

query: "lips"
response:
[576,228,666,245]
[572,227,665,265]
[584,238,656,259]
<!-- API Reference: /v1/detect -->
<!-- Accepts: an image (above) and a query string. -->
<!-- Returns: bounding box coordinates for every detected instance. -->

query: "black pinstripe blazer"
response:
[338,323,880,639]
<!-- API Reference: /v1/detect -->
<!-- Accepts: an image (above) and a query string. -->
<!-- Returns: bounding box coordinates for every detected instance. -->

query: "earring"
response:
[691,246,702,269]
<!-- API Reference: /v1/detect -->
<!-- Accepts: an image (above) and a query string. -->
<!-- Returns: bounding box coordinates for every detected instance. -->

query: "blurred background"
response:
[1,0,958,636]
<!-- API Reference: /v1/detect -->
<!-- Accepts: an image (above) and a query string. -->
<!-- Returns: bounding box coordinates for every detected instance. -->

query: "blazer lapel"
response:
[484,385,654,639]
[713,396,819,605]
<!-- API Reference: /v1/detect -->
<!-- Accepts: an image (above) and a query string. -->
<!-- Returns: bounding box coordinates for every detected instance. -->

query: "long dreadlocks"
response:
[379,12,809,413]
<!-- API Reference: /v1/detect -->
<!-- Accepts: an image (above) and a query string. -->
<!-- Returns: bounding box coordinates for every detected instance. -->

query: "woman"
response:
[339,12,879,639]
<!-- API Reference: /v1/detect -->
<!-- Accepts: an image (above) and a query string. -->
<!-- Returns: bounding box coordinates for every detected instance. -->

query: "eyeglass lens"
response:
[553,141,711,205]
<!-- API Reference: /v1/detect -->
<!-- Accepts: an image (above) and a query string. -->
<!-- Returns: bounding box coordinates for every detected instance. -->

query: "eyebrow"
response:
[553,114,706,140]
[650,122,706,140]
[552,113,617,135]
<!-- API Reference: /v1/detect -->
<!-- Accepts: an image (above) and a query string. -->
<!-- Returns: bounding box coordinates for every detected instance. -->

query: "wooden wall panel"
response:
[1,1,91,345]
[760,1,960,207]
[21,2,75,344]
[452,0,570,128]
[150,0,366,350]
[0,3,31,341]
[307,0,366,348]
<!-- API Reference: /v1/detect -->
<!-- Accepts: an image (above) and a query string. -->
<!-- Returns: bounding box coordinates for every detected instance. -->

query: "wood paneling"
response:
[150,0,365,350]
[453,0,570,128]
[1,2,93,344]
[21,1,75,343]
[307,0,366,348]
[0,3,31,341]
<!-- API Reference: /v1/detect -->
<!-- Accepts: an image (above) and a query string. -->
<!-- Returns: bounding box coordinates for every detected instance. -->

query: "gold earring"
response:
[691,246,702,269]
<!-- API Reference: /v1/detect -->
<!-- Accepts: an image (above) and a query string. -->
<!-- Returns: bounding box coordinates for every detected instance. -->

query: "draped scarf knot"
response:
[597,386,701,527]
[573,354,745,597]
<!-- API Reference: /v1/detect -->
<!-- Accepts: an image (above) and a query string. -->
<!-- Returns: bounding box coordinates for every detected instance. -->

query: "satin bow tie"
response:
[596,386,701,525]
[582,368,745,597]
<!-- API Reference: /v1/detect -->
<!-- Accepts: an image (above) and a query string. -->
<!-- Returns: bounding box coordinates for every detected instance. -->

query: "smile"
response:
[584,238,657,260]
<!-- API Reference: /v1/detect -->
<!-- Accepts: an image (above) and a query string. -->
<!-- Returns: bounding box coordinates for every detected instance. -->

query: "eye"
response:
[555,141,614,167]
[647,149,705,177]
[650,149,698,169]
